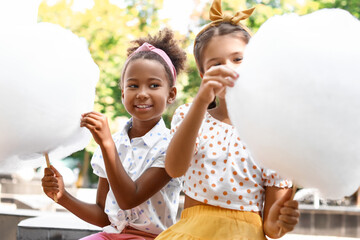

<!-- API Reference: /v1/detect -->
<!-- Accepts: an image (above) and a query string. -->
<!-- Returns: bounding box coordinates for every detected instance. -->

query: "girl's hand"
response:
[80,111,112,147]
[41,165,65,201]
[196,65,238,105]
[265,190,300,237]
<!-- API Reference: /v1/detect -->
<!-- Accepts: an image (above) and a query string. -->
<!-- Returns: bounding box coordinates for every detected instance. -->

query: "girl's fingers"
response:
[81,123,98,131]
[277,219,297,232]
[85,112,103,120]
[80,113,107,129]
[196,80,225,104]
[42,181,59,188]
[89,111,103,117]
[82,111,103,118]
[215,88,226,98]
[202,75,235,88]
[81,115,100,123]
[279,207,300,217]
[49,165,62,178]
[81,116,99,127]
[43,187,59,195]
[42,175,58,184]
[284,200,299,208]
[278,214,299,225]
[206,65,239,79]
[205,81,226,94]
[82,111,96,116]
[43,167,55,176]
[225,76,235,87]
[80,112,102,125]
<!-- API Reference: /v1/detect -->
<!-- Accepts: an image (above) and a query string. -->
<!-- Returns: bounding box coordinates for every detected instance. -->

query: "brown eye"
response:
[150,84,160,88]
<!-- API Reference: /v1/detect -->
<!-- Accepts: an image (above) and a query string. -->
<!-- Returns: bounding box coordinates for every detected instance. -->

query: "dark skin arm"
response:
[263,186,300,238]
[42,166,110,227]
[80,112,172,210]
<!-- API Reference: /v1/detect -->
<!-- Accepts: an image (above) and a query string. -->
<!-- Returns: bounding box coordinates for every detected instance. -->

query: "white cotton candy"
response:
[0,1,99,171]
[227,9,360,199]
[0,0,40,27]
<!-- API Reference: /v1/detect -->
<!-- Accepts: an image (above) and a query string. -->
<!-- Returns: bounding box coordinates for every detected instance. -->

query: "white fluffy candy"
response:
[0,22,99,171]
[227,9,360,199]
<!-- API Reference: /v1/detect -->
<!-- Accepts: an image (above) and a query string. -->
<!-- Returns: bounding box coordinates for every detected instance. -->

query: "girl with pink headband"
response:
[42,28,187,240]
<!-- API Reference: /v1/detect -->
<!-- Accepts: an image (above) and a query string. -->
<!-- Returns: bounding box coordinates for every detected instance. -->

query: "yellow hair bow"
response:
[197,0,255,37]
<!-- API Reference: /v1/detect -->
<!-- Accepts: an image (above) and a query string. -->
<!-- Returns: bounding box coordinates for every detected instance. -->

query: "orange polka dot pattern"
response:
[171,104,292,212]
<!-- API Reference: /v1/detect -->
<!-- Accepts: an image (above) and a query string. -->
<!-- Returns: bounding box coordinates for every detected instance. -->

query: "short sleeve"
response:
[170,103,200,152]
[262,168,292,188]
[151,151,166,168]
[170,104,189,134]
[90,146,107,178]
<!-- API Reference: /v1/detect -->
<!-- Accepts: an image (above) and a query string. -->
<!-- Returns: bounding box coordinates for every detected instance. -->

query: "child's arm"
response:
[81,112,172,210]
[263,186,300,238]
[42,166,110,227]
[166,65,239,177]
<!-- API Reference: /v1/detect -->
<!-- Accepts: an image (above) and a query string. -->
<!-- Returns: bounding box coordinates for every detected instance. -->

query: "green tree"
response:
[318,0,360,19]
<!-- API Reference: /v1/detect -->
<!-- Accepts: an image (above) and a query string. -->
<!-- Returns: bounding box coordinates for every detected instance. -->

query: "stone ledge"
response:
[17,212,101,240]
[0,208,42,240]
[12,200,360,239]
[293,204,360,238]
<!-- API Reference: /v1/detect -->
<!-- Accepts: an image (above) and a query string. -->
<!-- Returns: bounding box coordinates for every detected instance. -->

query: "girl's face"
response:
[122,59,176,126]
[201,34,247,99]
[202,34,247,72]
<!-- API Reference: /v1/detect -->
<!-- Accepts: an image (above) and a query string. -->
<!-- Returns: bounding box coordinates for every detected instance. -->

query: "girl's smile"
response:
[134,104,153,109]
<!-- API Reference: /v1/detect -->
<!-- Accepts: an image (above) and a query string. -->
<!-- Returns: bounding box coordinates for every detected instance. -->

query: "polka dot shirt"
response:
[91,118,182,235]
[171,104,291,212]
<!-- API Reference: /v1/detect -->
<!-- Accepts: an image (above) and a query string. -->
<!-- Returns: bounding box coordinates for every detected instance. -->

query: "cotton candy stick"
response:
[44,152,58,202]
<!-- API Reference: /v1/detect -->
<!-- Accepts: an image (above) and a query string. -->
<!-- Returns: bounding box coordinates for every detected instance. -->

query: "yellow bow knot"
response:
[221,13,233,23]
[196,0,255,37]
[209,0,255,25]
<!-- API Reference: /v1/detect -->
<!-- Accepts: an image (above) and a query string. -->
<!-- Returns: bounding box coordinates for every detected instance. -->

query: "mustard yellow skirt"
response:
[155,205,267,240]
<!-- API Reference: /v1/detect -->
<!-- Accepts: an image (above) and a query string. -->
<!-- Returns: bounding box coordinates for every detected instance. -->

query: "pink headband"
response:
[127,42,177,84]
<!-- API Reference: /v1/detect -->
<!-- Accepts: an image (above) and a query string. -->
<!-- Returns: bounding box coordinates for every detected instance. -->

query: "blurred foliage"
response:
[318,0,360,19]
[37,0,359,186]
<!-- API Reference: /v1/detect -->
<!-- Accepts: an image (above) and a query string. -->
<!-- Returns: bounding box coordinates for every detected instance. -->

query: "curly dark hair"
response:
[120,28,187,88]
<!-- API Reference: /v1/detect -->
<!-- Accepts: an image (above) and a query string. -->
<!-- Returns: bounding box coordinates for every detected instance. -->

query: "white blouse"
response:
[91,118,182,234]
[171,103,291,212]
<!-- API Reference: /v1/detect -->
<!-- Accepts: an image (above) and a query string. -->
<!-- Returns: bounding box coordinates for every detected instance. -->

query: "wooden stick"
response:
[278,184,297,237]
[44,152,58,203]
[290,184,298,200]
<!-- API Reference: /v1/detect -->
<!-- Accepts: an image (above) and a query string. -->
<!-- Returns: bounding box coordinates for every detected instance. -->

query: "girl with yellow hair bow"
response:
[155,0,300,239]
